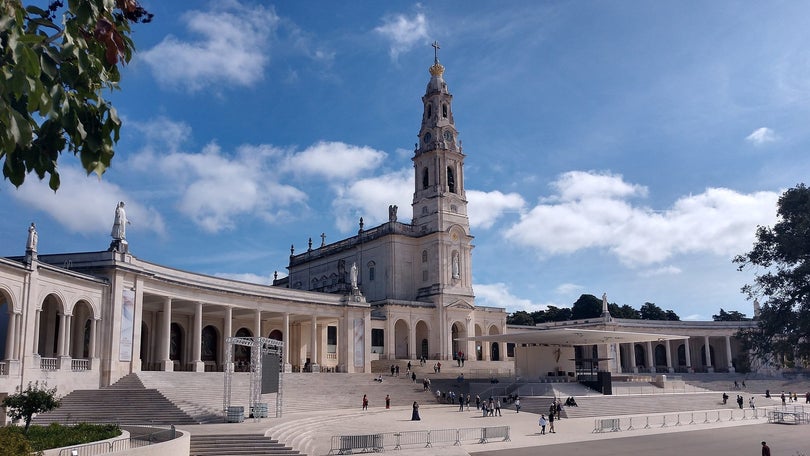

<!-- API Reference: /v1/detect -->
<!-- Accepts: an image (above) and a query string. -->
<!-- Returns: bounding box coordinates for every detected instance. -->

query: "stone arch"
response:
[38,293,65,357]
[488,325,502,361]
[677,344,686,366]
[0,288,13,360]
[700,344,716,368]
[634,344,646,367]
[654,344,667,368]
[69,294,100,320]
[415,320,430,359]
[268,329,283,341]
[170,322,184,363]
[202,325,219,362]
[474,324,483,361]
[451,321,468,360]
[394,319,409,359]
[70,300,94,359]
[234,327,253,369]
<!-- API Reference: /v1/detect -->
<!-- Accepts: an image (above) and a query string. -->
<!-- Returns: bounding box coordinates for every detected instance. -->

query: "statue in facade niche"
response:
[388,205,398,222]
[452,251,459,279]
[350,262,358,289]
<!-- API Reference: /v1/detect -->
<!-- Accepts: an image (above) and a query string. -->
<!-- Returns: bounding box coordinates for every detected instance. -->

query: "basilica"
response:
[0,49,757,405]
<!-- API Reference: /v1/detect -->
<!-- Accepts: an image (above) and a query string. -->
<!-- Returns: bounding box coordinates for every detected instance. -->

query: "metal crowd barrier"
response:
[593,406,780,433]
[329,426,510,454]
[57,425,178,456]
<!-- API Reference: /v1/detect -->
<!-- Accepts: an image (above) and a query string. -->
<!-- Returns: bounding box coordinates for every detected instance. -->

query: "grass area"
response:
[0,423,121,456]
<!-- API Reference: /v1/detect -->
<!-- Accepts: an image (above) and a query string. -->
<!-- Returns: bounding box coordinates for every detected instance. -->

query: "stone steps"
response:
[190,434,301,456]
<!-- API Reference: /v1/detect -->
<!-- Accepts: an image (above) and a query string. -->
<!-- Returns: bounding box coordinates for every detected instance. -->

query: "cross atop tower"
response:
[432,41,440,63]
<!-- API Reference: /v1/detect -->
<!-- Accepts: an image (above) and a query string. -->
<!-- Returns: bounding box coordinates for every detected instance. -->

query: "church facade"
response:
[0,50,507,402]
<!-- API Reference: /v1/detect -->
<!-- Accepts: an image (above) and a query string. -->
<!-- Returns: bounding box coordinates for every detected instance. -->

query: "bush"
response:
[0,423,120,455]
[0,427,36,456]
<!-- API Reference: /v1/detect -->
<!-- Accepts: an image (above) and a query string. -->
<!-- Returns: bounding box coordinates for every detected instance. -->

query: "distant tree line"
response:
[507,294,752,326]
[506,293,685,325]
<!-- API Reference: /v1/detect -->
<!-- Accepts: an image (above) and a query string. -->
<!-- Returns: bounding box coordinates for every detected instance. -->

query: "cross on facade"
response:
[432,41,440,62]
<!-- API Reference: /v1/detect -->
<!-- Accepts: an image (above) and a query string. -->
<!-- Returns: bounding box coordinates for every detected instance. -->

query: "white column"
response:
[64,315,72,358]
[386,319,395,360]
[725,335,735,373]
[629,343,637,373]
[14,312,22,359]
[161,297,173,371]
[408,322,416,360]
[684,338,692,372]
[310,314,319,372]
[4,313,16,360]
[665,340,673,373]
[704,335,713,372]
[614,342,622,374]
[254,308,262,339]
[283,312,291,372]
[32,310,40,356]
[89,319,97,359]
[223,306,233,371]
[56,313,66,357]
[192,302,204,372]
[646,341,654,372]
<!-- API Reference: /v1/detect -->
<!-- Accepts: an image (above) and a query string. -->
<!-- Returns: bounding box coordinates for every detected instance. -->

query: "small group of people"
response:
[422,377,432,391]
[480,397,502,416]
[537,411,556,434]
[780,391,800,405]
[732,379,746,389]
[390,364,400,376]
[456,350,466,367]
[433,362,442,373]
[564,396,578,407]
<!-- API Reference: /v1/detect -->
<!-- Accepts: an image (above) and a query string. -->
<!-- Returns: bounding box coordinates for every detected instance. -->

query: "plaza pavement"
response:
[183,394,801,456]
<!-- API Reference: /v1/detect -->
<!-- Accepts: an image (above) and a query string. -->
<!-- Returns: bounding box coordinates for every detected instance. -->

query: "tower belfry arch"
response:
[224,336,284,419]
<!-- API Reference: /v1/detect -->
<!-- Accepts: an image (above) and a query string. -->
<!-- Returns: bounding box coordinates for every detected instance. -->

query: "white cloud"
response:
[474,282,552,313]
[745,127,777,145]
[214,272,273,285]
[638,265,682,277]
[139,1,279,91]
[331,169,413,232]
[282,141,387,181]
[374,12,429,60]
[10,166,165,237]
[555,283,584,295]
[467,190,525,229]
[505,171,779,266]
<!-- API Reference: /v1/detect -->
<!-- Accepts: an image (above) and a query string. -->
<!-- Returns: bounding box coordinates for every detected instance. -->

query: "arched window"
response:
[426,104,432,119]
[367,261,376,282]
[170,323,183,361]
[654,344,667,367]
[634,344,646,367]
[422,168,429,189]
[202,325,218,362]
[447,167,455,193]
[442,103,448,118]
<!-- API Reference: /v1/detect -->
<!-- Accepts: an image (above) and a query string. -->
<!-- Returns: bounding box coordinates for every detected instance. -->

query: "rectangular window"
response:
[327,325,337,353]
[371,328,385,354]
[507,343,515,358]
[369,267,375,281]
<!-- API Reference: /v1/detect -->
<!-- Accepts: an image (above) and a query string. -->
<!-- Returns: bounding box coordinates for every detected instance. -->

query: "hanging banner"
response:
[353,318,364,367]
[119,289,135,361]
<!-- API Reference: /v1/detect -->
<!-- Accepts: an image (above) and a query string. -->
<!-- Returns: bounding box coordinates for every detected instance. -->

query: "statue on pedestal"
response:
[109,201,131,252]
[26,222,38,252]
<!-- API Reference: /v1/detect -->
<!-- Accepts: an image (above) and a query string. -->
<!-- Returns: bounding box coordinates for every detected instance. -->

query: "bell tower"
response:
[411,42,470,235]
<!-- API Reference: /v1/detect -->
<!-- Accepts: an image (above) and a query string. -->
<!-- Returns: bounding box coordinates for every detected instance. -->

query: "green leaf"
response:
[48,170,60,191]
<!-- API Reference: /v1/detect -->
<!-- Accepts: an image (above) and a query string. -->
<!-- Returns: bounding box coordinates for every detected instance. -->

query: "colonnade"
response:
[611,335,738,374]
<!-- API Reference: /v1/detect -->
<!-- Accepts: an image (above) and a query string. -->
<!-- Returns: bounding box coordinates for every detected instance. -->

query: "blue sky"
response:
[2,1,808,320]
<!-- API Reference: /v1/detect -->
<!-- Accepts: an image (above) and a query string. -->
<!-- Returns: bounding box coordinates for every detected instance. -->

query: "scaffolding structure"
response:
[224,336,284,420]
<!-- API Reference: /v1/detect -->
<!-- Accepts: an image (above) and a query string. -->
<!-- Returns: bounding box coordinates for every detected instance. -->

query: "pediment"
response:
[446,299,474,310]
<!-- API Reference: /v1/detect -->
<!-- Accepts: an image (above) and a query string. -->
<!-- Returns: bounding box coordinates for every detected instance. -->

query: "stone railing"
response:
[0,361,6,376]
[40,357,59,371]
[71,359,90,371]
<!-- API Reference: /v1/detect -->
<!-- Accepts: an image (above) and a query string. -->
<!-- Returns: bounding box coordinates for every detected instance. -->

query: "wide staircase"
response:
[190,434,301,456]
[33,374,198,425]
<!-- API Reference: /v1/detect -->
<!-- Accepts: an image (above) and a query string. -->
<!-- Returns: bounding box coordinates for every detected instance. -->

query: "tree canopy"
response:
[1,0,151,190]
[2,381,61,433]
[712,308,750,322]
[734,183,810,366]
[506,296,679,325]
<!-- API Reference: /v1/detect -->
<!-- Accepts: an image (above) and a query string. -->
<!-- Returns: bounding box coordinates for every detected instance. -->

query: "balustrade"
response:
[71,358,90,371]
[0,361,6,376]
[40,357,59,371]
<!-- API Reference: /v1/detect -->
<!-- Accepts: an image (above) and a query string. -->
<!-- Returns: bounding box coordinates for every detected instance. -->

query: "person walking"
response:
[475,394,481,410]
[538,414,547,434]
[411,371,417,383]
[515,398,521,413]
[411,401,421,421]
[362,394,369,410]
[495,399,502,416]
[385,394,391,409]
[761,441,771,456]
[548,409,556,433]
[749,397,755,409]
